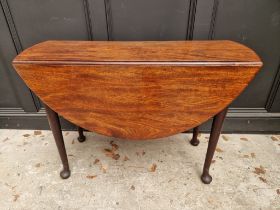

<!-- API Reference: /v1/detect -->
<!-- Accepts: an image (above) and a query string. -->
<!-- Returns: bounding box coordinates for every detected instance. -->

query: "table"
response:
[13,41,262,184]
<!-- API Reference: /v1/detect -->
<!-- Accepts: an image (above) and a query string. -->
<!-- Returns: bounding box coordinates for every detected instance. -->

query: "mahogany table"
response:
[13,41,262,184]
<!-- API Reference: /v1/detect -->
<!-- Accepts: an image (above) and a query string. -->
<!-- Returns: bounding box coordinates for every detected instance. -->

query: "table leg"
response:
[44,104,71,179]
[201,107,228,184]
[77,126,86,142]
[190,126,200,146]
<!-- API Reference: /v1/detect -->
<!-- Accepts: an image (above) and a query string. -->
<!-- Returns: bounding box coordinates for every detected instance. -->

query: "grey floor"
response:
[0,129,279,210]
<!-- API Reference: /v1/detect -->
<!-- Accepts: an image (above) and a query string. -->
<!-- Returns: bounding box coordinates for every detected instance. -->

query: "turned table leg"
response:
[44,104,71,179]
[201,107,228,184]
[77,126,86,142]
[190,126,200,146]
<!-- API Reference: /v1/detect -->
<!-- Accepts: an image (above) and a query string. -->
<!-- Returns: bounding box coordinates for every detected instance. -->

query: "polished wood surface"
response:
[14,40,262,64]
[13,41,262,140]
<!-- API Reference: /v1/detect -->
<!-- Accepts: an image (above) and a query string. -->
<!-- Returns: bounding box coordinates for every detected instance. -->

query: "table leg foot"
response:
[201,107,228,184]
[44,103,71,179]
[77,126,86,142]
[190,126,200,146]
[60,169,71,179]
[201,171,212,184]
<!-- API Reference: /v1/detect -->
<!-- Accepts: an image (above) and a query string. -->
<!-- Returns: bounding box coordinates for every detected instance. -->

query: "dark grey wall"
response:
[1,0,280,132]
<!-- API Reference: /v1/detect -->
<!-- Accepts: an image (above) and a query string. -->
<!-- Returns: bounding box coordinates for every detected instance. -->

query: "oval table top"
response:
[13,41,262,140]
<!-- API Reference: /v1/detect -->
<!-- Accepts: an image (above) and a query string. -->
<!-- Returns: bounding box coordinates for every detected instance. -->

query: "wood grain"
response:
[14,40,262,64]
[13,41,262,140]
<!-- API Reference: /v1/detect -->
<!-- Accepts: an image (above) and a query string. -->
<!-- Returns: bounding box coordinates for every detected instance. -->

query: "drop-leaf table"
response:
[13,41,262,184]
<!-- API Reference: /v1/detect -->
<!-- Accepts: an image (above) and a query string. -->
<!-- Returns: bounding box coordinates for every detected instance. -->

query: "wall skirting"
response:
[1,108,279,133]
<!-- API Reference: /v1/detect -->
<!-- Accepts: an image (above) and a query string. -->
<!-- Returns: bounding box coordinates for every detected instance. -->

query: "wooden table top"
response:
[13,41,262,140]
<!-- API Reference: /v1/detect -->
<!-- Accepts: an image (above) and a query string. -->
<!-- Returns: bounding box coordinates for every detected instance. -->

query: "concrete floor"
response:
[0,129,279,210]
